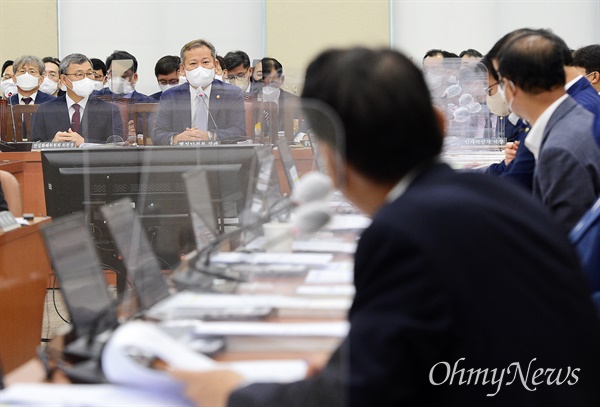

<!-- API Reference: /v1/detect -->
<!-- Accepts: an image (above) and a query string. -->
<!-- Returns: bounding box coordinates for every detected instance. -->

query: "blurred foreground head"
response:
[301,47,443,185]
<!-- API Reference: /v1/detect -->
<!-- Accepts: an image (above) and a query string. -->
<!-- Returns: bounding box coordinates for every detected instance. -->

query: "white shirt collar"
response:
[523,94,569,160]
[19,91,38,104]
[508,112,520,125]
[565,75,584,91]
[385,158,439,203]
[65,92,89,111]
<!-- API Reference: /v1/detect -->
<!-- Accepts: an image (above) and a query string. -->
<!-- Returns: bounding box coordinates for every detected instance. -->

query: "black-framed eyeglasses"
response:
[226,71,249,81]
[64,72,96,80]
[158,78,180,85]
[16,68,41,77]
[484,82,498,96]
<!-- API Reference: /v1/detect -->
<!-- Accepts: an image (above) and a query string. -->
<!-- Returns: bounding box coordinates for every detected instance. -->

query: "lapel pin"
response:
[216,94,221,99]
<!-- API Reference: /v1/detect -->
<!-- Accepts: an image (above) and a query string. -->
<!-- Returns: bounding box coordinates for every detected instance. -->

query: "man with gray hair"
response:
[30,53,123,146]
[7,55,55,106]
[152,38,246,145]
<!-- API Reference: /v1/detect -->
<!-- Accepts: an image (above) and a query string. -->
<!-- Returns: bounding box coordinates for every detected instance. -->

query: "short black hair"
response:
[1,60,13,76]
[573,45,600,75]
[223,51,250,71]
[216,55,225,69]
[423,49,444,60]
[482,28,537,82]
[106,50,138,73]
[261,57,283,77]
[42,56,60,69]
[459,49,482,58]
[442,51,459,58]
[91,58,107,76]
[497,29,570,94]
[154,55,180,77]
[302,48,443,183]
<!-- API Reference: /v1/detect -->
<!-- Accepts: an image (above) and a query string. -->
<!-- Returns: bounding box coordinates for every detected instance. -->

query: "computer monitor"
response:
[41,145,261,273]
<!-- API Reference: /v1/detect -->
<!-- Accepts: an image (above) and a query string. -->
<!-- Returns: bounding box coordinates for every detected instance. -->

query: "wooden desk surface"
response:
[0,151,45,216]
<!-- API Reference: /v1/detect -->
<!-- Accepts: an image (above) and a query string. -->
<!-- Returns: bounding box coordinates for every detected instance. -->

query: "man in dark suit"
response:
[172,48,600,406]
[497,29,600,232]
[30,53,123,146]
[152,39,246,145]
[149,55,182,101]
[8,55,55,106]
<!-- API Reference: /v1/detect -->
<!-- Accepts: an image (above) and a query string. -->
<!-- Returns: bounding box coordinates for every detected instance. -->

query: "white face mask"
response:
[497,83,514,114]
[185,66,214,89]
[1,79,17,98]
[108,76,134,94]
[179,75,188,85]
[93,80,104,91]
[158,83,178,93]
[16,72,40,91]
[486,91,510,117]
[262,85,280,102]
[39,76,59,95]
[215,74,223,82]
[67,77,95,98]
[229,75,250,92]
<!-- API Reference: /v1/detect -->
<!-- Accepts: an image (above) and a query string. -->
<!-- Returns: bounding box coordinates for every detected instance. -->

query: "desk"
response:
[0,151,45,216]
[273,147,315,195]
[0,217,52,373]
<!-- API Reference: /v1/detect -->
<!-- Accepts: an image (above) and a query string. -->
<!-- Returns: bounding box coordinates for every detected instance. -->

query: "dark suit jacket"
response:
[30,95,123,144]
[149,91,162,101]
[229,163,600,407]
[9,90,55,106]
[568,76,600,148]
[533,96,600,231]
[92,88,155,103]
[152,80,246,145]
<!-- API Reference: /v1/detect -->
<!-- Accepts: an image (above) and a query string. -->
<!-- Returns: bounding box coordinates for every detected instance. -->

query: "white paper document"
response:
[191,321,349,337]
[324,214,372,231]
[211,252,333,265]
[296,285,356,296]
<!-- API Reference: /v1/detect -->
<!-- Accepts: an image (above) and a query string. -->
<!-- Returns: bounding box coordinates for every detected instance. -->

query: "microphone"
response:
[7,92,17,143]
[172,172,333,291]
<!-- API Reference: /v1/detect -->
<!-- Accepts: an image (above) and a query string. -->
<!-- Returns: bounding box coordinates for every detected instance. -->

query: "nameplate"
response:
[460,138,507,146]
[177,141,220,147]
[33,142,76,149]
[0,211,20,233]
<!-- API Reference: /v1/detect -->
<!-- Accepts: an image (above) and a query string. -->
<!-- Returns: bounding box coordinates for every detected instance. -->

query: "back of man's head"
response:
[106,50,138,73]
[302,47,443,183]
[155,55,180,77]
[224,51,250,71]
[482,28,537,82]
[573,45,600,75]
[498,29,570,94]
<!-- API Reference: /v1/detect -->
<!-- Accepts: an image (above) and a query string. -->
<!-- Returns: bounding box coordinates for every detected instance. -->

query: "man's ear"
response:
[132,73,138,85]
[590,71,600,85]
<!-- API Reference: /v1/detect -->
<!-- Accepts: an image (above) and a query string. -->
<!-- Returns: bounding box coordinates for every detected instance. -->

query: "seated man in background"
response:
[223,50,257,99]
[30,53,123,146]
[150,55,182,101]
[94,50,154,103]
[497,29,600,231]
[40,57,62,97]
[1,60,16,99]
[172,47,600,407]
[8,55,54,105]
[573,45,600,94]
[90,58,107,92]
[152,39,246,145]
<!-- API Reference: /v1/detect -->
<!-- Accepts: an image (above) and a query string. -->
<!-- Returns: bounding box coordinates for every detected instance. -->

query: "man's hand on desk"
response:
[170,369,244,407]
[173,128,210,143]
[52,129,84,147]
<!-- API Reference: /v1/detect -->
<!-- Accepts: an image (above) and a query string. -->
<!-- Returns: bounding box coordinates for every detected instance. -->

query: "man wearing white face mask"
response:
[150,55,184,101]
[30,53,123,146]
[223,50,256,99]
[1,60,17,100]
[152,39,246,145]
[40,57,64,97]
[94,50,155,103]
[8,55,55,106]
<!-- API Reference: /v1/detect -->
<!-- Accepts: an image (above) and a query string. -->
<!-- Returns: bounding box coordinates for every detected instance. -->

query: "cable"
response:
[52,275,70,324]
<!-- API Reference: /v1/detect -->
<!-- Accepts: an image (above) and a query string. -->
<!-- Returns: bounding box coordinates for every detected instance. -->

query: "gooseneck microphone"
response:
[7,92,17,142]
[172,172,333,291]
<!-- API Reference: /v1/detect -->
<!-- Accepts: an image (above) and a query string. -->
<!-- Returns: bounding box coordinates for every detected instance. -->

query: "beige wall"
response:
[266,0,390,94]
[0,0,58,69]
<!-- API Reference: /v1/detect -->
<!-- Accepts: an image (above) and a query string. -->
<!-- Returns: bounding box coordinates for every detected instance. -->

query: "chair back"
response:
[0,171,23,217]
[1,104,38,142]
[127,103,158,145]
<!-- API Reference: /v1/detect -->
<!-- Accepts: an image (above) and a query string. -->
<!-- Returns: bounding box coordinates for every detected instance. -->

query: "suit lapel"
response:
[209,80,222,124]
[541,96,576,148]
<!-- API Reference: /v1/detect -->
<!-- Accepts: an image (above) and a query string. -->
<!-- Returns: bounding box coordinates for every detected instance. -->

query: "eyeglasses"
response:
[16,68,40,77]
[64,72,96,80]
[46,72,59,79]
[484,82,498,96]
[93,73,105,80]
[226,71,249,81]
[158,78,180,85]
